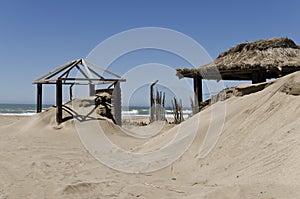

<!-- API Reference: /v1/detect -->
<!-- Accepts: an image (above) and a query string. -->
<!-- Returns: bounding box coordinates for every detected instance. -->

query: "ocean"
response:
[0,104,192,118]
[0,104,53,116]
[122,106,192,118]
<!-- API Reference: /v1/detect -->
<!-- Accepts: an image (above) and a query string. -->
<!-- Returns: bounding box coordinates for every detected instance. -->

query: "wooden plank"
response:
[76,65,92,81]
[69,83,74,101]
[112,81,122,126]
[33,60,79,83]
[150,80,158,123]
[86,66,105,79]
[34,77,125,84]
[85,60,122,78]
[89,84,95,96]
[59,64,78,79]
[193,76,202,113]
[81,59,94,79]
[56,79,63,124]
[46,60,79,80]
[33,80,125,85]
[58,77,126,82]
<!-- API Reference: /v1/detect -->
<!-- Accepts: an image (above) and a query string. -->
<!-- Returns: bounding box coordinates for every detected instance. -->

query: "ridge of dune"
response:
[1,72,300,198]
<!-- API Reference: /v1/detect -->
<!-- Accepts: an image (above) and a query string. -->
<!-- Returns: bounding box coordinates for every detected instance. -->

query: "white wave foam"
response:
[0,113,36,116]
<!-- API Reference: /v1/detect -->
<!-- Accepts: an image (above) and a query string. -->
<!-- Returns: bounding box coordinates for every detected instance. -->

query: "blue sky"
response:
[0,0,299,105]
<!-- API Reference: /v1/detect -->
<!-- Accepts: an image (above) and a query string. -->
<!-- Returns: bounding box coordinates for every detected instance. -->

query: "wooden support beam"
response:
[59,77,126,82]
[85,60,122,79]
[193,76,203,113]
[59,64,77,80]
[69,83,74,101]
[89,84,95,96]
[76,65,92,81]
[33,60,79,83]
[113,81,122,126]
[86,66,105,79]
[252,70,266,84]
[33,78,125,85]
[34,79,126,85]
[56,79,63,124]
[36,84,42,113]
[150,80,158,123]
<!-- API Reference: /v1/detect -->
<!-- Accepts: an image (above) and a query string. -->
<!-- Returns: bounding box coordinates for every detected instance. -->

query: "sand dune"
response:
[1,72,300,198]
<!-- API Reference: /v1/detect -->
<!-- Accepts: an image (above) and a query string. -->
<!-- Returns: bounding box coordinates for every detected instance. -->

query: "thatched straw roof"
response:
[176,38,300,80]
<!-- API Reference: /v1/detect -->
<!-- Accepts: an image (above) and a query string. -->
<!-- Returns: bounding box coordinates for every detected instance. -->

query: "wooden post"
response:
[36,84,42,113]
[193,76,203,113]
[171,97,184,124]
[112,81,122,126]
[69,84,74,101]
[162,92,166,120]
[89,84,95,96]
[56,79,63,124]
[252,70,266,84]
[150,80,158,123]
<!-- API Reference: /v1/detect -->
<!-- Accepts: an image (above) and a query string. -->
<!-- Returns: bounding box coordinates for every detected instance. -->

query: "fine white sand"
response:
[1,72,300,198]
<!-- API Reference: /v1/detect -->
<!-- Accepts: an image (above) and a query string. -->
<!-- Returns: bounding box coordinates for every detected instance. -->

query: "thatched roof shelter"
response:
[176,38,300,112]
[177,38,300,82]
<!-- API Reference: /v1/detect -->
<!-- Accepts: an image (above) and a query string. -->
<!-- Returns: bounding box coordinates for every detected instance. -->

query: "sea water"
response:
[0,104,53,116]
[122,106,192,118]
[0,104,192,118]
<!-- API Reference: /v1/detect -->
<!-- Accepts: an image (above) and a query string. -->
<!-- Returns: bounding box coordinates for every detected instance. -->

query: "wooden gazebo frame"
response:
[32,58,126,124]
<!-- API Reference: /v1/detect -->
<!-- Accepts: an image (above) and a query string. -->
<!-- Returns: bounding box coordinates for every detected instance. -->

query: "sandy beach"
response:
[0,115,28,126]
[2,0,300,198]
[1,71,300,198]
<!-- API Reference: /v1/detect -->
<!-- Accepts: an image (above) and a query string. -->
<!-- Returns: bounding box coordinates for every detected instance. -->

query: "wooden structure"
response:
[32,58,125,125]
[149,80,166,123]
[150,80,158,122]
[171,97,183,124]
[176,38,300,112]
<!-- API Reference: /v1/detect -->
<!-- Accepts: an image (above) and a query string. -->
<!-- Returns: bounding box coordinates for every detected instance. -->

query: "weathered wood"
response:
[33,59,126,124]
[150,86,166,122]
[172,97,184,124]
[85,60,122,79]
[193,76,203,113]
[190,97,197,115]
[155,90,162,121]
[59,64,78,79]
[178,68,278,81]
[252,70,266,84]
[76,65,92,81]
[69,84,74,101]
[36,84,42,113]
[32,59,127,84]
[150,80,158,123]
[89,84,95,96]
[34,78,126,85]
[85,66,105,79]
[112,81,122,126]
[33,60,79,83]
[81,59,94,79]
[56,79,63,124]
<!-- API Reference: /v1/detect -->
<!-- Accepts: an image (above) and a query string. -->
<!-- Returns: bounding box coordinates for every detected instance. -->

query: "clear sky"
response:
[0,0,299,105]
